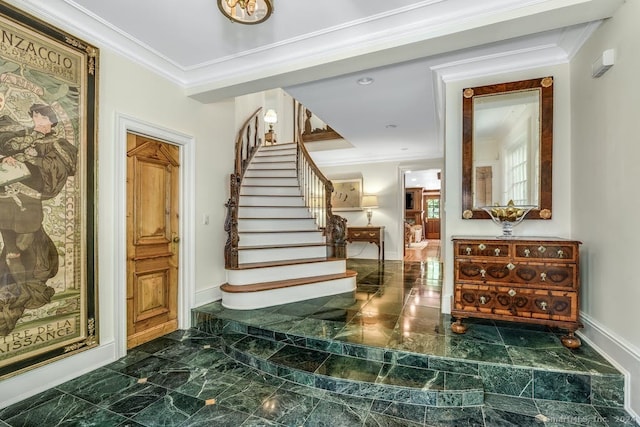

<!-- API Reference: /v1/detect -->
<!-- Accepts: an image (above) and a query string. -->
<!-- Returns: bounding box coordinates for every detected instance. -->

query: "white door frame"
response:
[115,113,196,358]
[397,160,444,257]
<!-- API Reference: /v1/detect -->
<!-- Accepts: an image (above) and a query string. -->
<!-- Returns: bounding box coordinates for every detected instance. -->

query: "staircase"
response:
[221,142,356,309]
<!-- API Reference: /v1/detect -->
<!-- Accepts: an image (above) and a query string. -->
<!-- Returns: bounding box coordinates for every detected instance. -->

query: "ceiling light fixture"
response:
[356,77,374,85]
[218,0,273,24]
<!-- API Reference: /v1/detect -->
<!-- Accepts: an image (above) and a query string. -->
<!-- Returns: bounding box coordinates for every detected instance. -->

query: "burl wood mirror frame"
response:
[461,76,553,220]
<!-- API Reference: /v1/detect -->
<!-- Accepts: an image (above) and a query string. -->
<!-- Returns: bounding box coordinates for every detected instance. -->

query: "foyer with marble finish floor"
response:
[0,257,637,426]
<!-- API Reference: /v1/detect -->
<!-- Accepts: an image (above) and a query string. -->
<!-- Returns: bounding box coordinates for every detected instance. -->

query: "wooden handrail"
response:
[224,104,347,269]
[294,103,347,259]
[225,108,263,268]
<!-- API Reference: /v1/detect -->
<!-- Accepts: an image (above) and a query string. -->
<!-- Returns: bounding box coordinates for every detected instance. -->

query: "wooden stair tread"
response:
[238,217,313,220]
[230,257,342,270]
[221,270,357,293]
[238,228,323,234]
[242,184,299,187]
[238,205,309,208]
[240,194,302,197]
[245,168,295,171]
[238,242,327,250]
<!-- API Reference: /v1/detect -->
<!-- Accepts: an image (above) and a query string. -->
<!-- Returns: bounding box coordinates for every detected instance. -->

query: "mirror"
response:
[462,77,553,220]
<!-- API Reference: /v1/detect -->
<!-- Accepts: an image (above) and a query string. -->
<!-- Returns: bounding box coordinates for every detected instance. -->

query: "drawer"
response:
[455,260,576,289]
[349,229,380,240]
[512,263,576,288]
[455,242,510,258]
[453,284,578,322]
[513,243,578,262]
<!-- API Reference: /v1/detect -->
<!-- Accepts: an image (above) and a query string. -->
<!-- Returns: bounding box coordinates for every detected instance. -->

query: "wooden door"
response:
[425,192,441,240]
[126,133,180,349]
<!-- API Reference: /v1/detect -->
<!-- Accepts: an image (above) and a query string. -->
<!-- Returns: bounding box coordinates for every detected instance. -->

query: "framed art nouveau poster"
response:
[0,3,98,378]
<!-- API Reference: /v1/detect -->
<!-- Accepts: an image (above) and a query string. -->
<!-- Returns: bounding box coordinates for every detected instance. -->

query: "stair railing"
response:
[225,107,263,268]
[295,103,347,259]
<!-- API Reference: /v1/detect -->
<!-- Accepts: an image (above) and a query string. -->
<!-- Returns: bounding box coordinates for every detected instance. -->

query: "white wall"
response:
[321,158,443,261]
[0,47,235,407]
[570,0,640,416]
[443,64,573,313]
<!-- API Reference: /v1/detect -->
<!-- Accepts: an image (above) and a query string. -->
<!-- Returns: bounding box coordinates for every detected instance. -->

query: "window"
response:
[427,198,440,219]
[505,138,528,204]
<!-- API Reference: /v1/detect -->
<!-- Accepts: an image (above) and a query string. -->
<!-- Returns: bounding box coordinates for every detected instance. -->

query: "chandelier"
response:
[218,0,273,24]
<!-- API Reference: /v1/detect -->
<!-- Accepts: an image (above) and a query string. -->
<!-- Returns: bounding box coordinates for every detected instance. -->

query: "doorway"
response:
[424,190,441,240]
[126,133,180,349]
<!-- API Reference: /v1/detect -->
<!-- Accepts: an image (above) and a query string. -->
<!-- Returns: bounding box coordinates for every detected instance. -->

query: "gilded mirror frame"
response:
[461,76,553,220]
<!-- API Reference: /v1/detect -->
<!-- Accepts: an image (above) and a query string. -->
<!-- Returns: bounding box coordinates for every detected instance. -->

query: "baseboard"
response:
[0,340,117,409]
[194,284,222,308]
[578,312,640,422]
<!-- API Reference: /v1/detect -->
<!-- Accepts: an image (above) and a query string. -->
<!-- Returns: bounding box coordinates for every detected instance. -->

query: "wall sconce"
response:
[361,194,379,226]
[264,109,278,145]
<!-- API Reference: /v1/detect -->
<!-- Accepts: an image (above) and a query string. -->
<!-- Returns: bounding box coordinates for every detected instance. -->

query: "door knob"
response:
[173,236,180,243]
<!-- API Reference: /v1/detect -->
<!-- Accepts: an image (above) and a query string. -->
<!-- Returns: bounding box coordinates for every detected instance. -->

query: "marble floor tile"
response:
[2,255,638,427]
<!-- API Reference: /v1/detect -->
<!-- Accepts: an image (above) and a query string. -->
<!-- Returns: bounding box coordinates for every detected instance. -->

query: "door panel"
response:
[425,192,441,240]
[126,133,180,349]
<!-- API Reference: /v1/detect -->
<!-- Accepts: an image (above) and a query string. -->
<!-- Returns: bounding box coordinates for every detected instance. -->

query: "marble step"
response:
[224,330,483,408]
[193,314,484,408]
[192,306,627,409]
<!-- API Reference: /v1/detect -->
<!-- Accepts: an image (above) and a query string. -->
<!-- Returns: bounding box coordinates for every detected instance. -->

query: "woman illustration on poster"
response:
[0,103,77,336]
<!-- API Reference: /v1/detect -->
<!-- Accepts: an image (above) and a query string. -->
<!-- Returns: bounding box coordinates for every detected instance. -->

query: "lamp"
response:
[361,194,379,226]
[218,0,273,25]
[264,109,278,145]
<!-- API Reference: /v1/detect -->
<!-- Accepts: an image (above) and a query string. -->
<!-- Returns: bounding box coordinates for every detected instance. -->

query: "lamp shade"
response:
[264,109,278,124]
[361,195,379,209]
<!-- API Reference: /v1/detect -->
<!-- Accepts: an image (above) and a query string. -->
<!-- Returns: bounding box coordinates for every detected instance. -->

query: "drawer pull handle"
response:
[479,244,486,250]
[508,289,517,297]
[524,248,531,257]
[494,248,501,256]
[540,301,548,311]
[368,233,376,237]
[538,245,546,253]
[480,296,487,305]
[557,249,564,258]
[540,272,547,282]
[466,247,472,255]
[507,262,515,270]
[353,232,361,237]
[480,269,486,278]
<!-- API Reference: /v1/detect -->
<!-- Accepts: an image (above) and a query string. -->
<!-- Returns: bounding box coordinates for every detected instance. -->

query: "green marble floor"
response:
[0,257,637,426]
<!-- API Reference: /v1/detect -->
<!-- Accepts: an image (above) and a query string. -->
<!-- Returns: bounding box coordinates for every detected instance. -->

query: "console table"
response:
[347,226,385,261]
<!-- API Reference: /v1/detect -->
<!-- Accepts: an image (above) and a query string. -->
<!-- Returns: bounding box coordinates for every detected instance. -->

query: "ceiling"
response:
[9,0,623,179]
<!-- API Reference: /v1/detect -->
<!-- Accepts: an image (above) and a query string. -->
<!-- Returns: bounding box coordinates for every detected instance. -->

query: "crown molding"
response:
[6,0,623,103]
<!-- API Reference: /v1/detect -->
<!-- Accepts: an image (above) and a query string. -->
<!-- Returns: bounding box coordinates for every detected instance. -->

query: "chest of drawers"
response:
[451,236,582,348]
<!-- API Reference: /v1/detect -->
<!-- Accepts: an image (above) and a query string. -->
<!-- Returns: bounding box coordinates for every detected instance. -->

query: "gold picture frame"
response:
[0,3,98,378]
[331,178,363,211]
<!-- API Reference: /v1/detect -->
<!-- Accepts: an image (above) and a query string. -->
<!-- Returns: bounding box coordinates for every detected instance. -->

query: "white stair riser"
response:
[226,259,346,285]
[238,206,312,218]
[243,177,299,186]
[253,153,296,161]
[244,169,296,178]
[239,196,305,207]
[238,245,326,264]
[222,276,357,310]
[238,231,325,246]
[241,186,301,196]
[238,218,317,231]
[246,161,296,170]
[258,144,296,156]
